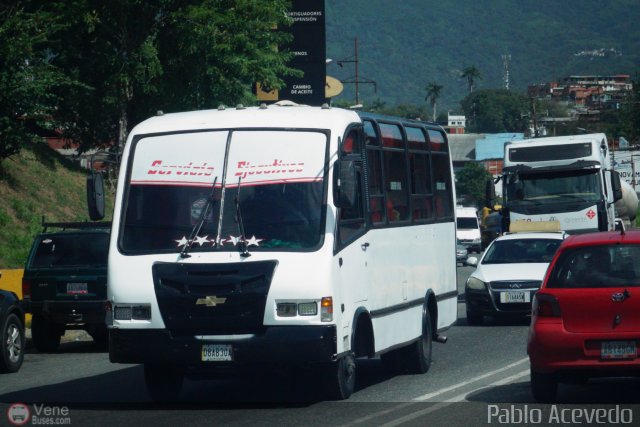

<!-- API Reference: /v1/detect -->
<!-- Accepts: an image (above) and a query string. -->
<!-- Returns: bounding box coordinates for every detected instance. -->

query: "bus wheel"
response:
[144,364,184,402]
[323,352,356,400]
[31,314,63,353]
[404,309,433,374]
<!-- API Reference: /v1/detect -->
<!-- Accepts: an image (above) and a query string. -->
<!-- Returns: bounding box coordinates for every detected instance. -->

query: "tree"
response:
[460,65,482,94]
[0,4,82,159]
[455,161,493,209]
[424,81,443,121]
[31,0,299,153]
[460,89,529,133]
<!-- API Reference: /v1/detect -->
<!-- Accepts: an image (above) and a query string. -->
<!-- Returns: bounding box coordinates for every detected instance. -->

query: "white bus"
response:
[91,102,458,401]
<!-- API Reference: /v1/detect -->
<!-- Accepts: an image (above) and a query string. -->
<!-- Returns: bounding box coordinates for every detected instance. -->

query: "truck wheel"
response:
[144,364,184,402]
[0,313,25,373]
[323,352,356,400]
[530,368,558,403]
[31,314,63,353]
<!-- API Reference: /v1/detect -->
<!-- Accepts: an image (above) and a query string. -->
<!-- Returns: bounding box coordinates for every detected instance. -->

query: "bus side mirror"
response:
[87,171,106,220]
[611,170,623,202]
[485,179,496,208]
[335,160,357,208]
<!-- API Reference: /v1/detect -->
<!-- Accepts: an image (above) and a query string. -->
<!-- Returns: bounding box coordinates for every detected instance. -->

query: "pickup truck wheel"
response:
[1,313,25,373]
[144,364,184,402]
[88,326,108,350]
[31,314,63,353]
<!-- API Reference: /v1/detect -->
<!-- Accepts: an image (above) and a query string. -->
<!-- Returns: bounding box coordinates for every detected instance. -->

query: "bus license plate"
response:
[67,282,88,295]
[201,344,232,362]
[500,291,529,303]
[601,341,636,359]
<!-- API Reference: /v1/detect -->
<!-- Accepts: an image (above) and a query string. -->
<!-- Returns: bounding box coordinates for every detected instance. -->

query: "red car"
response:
[528,230,640,402]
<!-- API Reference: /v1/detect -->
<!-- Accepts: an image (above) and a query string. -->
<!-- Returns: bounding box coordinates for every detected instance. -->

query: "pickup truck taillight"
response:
[22,278,31,300]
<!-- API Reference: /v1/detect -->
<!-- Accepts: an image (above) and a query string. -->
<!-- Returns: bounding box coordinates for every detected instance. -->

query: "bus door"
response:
[335,128,369,331]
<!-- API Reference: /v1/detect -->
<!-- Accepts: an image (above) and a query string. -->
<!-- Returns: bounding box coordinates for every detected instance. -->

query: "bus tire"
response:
[380,348,403,373]
[144,364,184,402]
[323,351,356,400]
[404,309,433,374]
[31,314,63,353]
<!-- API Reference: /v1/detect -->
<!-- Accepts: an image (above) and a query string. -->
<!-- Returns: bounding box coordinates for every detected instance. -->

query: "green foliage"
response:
[425,82,443,121]
[326,1,640,110]
[461,89,529,133]
[15,0,298,154]
[0,144,114,268]
[0,4,84,159]
[455,162,493,209]
[460,66,482,94]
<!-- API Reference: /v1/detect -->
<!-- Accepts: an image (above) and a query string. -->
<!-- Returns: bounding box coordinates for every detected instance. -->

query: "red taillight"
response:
[532,293,561,317]
[22,279,31,300]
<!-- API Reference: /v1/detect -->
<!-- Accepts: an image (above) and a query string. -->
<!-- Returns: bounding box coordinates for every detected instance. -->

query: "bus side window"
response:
[338,129,366,245]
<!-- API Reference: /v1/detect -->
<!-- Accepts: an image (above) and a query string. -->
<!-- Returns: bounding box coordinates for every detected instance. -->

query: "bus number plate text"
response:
[201,344,232,362]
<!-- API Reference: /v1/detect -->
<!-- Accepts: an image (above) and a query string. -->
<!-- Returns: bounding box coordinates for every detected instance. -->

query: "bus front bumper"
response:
[109,325,338,366]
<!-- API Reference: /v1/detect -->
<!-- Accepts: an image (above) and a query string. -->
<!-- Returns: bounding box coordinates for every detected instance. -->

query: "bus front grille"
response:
[152,261,278,335]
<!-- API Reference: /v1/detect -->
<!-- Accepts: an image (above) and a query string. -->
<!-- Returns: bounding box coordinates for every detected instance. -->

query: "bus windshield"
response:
[121,130,327,253]
[505,169,601,207]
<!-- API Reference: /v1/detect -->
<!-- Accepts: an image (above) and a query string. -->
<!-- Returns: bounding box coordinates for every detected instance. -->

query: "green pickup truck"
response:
[22,220,110,352]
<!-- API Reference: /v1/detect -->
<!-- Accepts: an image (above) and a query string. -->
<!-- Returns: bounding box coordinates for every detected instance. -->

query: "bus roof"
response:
[128,103,361,137]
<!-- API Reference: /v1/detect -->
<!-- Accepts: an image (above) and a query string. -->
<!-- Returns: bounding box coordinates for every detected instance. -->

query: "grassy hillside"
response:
[326,0,640,110]
[0,143,113,268]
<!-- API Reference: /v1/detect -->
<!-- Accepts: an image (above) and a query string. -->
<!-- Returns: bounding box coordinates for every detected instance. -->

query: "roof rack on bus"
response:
[41,216,111,232]
[508,220,562,233]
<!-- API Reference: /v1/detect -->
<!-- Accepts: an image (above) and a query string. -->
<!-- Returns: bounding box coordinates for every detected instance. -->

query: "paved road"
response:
[2,263,640,426]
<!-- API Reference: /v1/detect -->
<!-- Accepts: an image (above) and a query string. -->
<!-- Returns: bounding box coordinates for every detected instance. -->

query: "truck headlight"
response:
[466,277,487,290]
[113,304,152,320]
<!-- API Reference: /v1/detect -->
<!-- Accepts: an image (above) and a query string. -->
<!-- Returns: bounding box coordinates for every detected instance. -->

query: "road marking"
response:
[413,357,529,401]
[445,368,530,402]
[375,368,531,427]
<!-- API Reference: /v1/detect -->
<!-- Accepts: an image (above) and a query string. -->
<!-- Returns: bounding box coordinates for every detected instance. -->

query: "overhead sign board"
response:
[256,0,327,106]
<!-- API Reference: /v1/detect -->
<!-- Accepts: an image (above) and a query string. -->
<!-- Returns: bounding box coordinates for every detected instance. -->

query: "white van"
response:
[456,206,481,253]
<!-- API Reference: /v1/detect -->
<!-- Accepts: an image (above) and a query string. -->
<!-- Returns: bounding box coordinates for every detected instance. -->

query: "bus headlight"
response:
[466,277,487,290]
[298,302,318,316]
[276,301,319,317]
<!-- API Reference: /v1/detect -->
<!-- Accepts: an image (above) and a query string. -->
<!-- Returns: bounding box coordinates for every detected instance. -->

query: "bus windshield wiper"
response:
[235,177,251,258]
[180,176,218,258]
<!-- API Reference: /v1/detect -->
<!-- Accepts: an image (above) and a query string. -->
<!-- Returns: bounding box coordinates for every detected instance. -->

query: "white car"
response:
[464,231,566,325]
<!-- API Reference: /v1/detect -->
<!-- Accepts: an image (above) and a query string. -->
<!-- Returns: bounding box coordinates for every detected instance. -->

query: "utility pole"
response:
[337,37,376,105]
[502,54,511,90]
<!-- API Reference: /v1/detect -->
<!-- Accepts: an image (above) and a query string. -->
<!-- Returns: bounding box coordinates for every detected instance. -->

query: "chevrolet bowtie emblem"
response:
[196,296,227,307]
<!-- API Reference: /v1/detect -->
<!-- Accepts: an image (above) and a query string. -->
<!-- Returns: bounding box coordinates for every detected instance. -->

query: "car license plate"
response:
[601,341,637,359]
[201,344,232,362]
[66,282,88,295]
[500,291,529,303]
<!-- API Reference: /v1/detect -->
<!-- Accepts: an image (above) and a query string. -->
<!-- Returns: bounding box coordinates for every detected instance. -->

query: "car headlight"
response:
[466,277,487,290]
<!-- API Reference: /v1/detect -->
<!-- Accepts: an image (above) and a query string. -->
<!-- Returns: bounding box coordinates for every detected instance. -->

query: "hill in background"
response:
[326,0,640,111]
[0,144,110,268]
